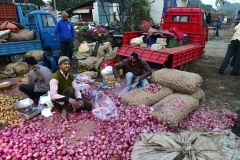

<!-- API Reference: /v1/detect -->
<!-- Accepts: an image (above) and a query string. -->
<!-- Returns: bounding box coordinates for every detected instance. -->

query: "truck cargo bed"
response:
[117,44,203,68]
[0,40,42,55]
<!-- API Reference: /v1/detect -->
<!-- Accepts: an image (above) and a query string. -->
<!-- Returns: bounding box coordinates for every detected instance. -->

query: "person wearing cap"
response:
[49,56,92,118]
[38,46,60,73]
[19,57,53,101]
[53,11,75,62]
[113,52,152,89]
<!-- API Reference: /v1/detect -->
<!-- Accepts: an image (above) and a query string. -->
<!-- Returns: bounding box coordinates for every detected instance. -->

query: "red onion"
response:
[75,75,95,85]
[76,82,94,100]
[180,108,238,132]
[143,84,162,93]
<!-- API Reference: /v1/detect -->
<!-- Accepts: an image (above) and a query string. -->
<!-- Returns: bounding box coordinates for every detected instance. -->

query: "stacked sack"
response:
[151,38,167,50]
[149,68,205,127]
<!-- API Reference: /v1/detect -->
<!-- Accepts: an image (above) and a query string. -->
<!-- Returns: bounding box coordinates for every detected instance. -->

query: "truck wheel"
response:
[10,54,25,63]
[178,64,188,71]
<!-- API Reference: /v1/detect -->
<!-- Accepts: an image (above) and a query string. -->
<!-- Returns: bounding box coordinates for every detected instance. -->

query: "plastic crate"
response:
[166,37,179,48]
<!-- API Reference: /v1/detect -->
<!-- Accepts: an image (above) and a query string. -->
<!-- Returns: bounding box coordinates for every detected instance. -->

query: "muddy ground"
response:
[0,27,239,114]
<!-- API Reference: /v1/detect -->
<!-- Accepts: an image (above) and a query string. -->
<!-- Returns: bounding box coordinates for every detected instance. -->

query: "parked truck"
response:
[116,7,208,70]
[0,2,60,62]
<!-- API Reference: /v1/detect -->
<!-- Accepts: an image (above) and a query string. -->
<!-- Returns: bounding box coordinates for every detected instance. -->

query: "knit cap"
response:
[130,52,139,63]
[26,57,37,65]
[62,11,69,18]
[58,56,70,66]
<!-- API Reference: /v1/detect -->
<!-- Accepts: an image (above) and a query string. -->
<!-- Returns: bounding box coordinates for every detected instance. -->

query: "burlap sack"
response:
[152,94,199,127]
[150,68,203,94]
[78,41,90,53]
[78,56,97,70]
[8,29,35,42]
[25,50,43,62]
[104,47,118,61]
[175,88,205,101]
[121,86,173,106]
[96,42,112,59]
[0,30,10,40]
[0,68,16,80]
[80,71,98,79]
[131,132,227,160]
[5,62,29,75]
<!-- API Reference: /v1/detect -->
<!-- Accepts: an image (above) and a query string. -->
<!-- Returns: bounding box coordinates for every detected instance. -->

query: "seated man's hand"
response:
[133,76,140,84]
[69,98,77,111]
[116,77,121,83]
[77,99,84,108]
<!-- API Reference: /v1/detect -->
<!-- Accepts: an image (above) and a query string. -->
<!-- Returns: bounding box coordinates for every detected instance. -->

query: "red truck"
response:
[116,7,208,70]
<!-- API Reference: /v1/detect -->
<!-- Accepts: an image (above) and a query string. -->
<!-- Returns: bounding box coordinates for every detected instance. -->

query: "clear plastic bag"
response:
[92,91,119,122]
[115,82,138,97]
[77,82,94,101]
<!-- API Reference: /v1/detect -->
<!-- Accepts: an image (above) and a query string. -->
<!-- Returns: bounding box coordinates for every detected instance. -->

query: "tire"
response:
[10,54,25,63]
[178,63,188,71]
[93,42,100,57]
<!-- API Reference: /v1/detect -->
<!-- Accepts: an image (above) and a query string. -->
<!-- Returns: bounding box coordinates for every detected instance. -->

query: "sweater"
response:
[50,70,74,94]
[53,19,75,42]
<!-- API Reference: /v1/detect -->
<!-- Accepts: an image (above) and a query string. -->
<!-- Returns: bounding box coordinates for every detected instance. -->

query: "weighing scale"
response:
[17,107,42,120]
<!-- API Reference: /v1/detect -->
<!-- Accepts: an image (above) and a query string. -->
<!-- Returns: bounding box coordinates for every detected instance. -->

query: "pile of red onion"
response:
[0,88,170,160]
[75,75,94,85]
[77,82,94,101]
[143,84,161,93]
[179,108,238,132]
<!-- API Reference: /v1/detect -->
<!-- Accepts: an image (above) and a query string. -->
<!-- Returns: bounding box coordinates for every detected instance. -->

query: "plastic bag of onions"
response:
[150,68,203,94]
[121,84,173,106]
[77,82,94,101]
[92,91,119,122]
[152,94,199,127]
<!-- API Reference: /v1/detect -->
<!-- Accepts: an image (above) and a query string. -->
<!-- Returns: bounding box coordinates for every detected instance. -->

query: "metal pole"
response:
[53,0,57,12]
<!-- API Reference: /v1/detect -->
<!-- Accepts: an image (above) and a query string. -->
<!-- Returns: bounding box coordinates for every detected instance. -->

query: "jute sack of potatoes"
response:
[175,88,205,101]
[152,93,199,127]
[25,50,43,62]
[121,85,173,106]
[8,29,35,42]
[150,68,203,94]
[5,62,29,76]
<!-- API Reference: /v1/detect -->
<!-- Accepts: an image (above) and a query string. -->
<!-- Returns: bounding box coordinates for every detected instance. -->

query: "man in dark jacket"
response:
[38,46,60,73]
[113,52,152,88]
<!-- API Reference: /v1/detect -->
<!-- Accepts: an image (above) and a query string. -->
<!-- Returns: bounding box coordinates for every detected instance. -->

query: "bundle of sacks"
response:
[121,68,205,127]
[0,21,35,42]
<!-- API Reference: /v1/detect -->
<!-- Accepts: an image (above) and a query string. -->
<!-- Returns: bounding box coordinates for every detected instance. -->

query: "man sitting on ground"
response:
[19,57,52,101]
[38,46,60,73]
[113,52,152,90]
[49,56,92,118]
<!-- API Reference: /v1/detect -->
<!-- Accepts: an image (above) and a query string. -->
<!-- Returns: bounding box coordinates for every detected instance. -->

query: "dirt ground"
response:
[0,27,239,114]
[188,28,240,113]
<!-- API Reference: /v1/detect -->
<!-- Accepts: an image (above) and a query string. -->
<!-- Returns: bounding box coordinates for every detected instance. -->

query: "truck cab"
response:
[117,7,208,70]
[0,3,60,62]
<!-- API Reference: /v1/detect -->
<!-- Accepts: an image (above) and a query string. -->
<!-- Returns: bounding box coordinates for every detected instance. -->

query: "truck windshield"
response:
[21,5,38,16]
[42,14,55,27]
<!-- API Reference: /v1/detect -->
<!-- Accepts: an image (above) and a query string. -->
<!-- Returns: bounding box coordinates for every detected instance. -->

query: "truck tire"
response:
[178,64,188,71]
[10,54,25,63]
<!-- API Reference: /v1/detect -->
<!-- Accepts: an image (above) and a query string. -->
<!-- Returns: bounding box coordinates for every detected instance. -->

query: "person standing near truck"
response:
[38,46,60,73]
[19,57,52,101]
[219,23,240,76]
[53,11,75,62]
[113,52,152,89]
[215,15,222,38]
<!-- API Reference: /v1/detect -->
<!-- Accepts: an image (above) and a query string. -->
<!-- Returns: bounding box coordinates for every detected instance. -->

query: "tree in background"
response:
[15,0,45,8]
[215,0,227,7]
[49,0,88,11]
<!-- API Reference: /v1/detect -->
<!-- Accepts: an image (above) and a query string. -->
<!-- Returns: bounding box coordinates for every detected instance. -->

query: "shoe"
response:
[230,72,240,76]
[219,70,224,74]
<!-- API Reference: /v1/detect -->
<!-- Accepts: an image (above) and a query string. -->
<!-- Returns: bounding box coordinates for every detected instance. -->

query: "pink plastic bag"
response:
[77,82,94,101]
[92,91,119,122]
